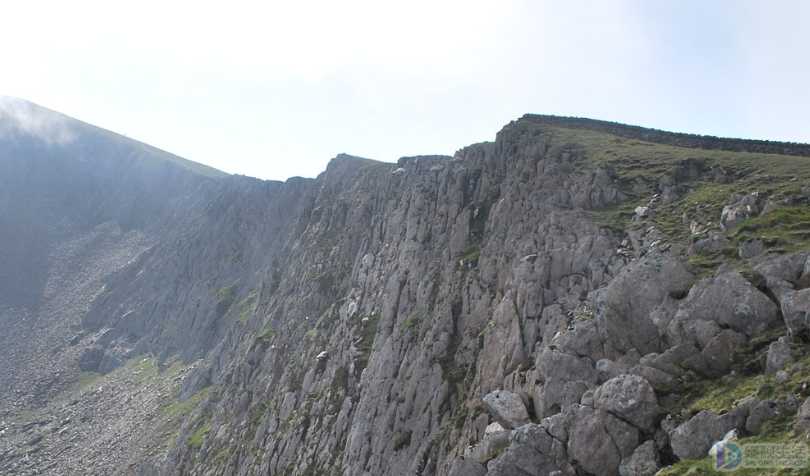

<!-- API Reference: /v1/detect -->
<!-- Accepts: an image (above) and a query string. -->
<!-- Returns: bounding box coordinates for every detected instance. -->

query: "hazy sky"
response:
[1,0,808,181]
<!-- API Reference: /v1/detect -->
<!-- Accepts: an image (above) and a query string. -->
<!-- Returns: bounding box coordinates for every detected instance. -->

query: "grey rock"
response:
[464,426,511,463]
[669,409,748,460]
[720,192,763,230]
[567,406,639,476]
[668,271,780,343]
[448,458,487,476]
[593,375,661,431]
[738,239,765,259]
[486,423,571,476]
[746,397,799,434]
[794,398,810,435]
[619,440,660,476]
[483,390,530,429]
[595,254,694,356]
[766,337,793,374]
[781,289,810,337]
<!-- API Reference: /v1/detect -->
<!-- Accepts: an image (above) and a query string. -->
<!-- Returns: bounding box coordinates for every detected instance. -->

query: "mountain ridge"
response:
[1,104,809,476]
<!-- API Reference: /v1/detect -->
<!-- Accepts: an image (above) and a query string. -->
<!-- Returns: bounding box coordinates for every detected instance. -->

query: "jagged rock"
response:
[628,365,676,393]
[593,375,660,431]
[483,390,530,429]
[692,233,730,255]
[668,409,748,460]
[567,406,639,476]
[486,423,571,476]
[594,253,694,357]
[781,289,810,338]
[720,192,763,230]
[766,337,793,374]
[448,457,487,476]
[619,440,660,476]
[464,426,511,463]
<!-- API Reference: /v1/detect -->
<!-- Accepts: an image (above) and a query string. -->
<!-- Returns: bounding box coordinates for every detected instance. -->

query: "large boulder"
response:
[619,440,660,476]
[535,348,598,418]
[567,406,639,476]
[746,397,800,434]
[667,271,780,343]
[483,390,530,429]
[593,375,661,431]
[594,253,693,357]
[669,409,748,460]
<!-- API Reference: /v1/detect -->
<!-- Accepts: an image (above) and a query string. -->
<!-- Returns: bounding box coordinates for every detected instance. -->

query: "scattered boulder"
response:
[746,397,800,434]
[781,289,810,338]
[738,239,765,259]
[593,375,661,431]
[668,409,747,460]
[765,337,793,374]
[691,233,730,256]
[619,440,660,476]
[483,390,530,429]
[720,192,763,230]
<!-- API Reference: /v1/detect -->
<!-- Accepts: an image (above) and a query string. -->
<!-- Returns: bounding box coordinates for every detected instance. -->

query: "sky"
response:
[1,0,808,181]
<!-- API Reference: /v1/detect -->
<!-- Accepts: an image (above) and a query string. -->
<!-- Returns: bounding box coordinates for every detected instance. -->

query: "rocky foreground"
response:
[1,102,810,475]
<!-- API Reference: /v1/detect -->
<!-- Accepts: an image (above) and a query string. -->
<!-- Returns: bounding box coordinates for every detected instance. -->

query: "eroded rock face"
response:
[5,109,810,476]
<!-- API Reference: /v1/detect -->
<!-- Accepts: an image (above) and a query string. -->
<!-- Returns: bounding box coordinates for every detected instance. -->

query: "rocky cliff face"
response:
[2,100,810,476]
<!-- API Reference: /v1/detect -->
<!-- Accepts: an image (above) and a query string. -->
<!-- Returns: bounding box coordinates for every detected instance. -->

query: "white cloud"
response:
[0,96,75,145]
[0,0,807,180]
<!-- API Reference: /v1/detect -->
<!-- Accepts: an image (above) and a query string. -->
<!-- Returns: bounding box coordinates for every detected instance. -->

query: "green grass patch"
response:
[687,353,810,415]
[458,246,481,268]
[236,289,259,323]
[732,206,810,253]
[163,387,211,419]
[188,420,211,449]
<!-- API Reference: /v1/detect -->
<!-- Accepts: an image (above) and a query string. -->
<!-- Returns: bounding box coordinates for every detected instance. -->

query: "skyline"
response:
[1,0,808,180]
